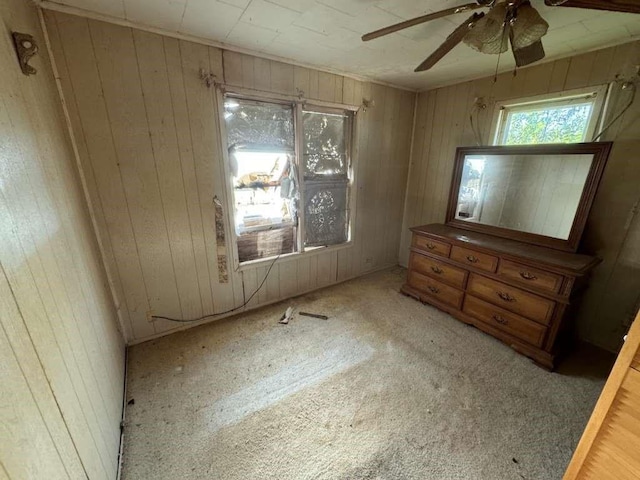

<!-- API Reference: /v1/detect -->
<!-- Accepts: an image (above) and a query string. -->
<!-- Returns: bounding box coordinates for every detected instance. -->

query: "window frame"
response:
[216,87,359,271]
[490,85,609,146]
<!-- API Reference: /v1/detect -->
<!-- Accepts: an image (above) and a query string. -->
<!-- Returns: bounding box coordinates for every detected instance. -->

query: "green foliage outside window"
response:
[502,103,592,145]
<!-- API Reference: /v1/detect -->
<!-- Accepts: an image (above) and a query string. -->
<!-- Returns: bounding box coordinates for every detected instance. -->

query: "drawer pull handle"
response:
[431,266,443,274]
[428,286,439,294]
[466,255,479,263]
[497,292,515,302]
[519,271,537,281]
[492,314,508,325]
[426,243,436,250]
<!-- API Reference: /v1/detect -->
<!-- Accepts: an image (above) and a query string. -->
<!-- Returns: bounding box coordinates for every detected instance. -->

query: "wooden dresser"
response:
[401,224,600,369]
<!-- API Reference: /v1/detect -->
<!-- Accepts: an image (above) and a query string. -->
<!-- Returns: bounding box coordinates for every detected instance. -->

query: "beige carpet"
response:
[122,267,612,480]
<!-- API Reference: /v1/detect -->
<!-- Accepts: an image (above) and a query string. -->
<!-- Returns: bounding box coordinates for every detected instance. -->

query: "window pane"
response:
[304,180,349,247]
[225,98,294,151]
[302,110,348,178]
[302,109,351,247]
[224,97,297,263]
[502,103,592,145]
[232,151,296,230]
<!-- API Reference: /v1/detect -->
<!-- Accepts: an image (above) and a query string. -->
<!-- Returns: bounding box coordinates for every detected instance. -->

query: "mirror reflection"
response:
[455,153,594,240]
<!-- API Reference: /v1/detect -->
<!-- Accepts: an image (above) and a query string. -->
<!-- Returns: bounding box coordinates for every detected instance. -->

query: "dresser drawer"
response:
[450,246,498,273]
[498,259,563,294]
[412,235,451,258]
[409,252,467,289]
[467,273,555,325]
[463,295,547,347]
[408,271,463,309]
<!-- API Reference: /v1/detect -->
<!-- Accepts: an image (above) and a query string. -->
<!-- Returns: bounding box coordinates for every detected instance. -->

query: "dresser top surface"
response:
[411,224,599,274]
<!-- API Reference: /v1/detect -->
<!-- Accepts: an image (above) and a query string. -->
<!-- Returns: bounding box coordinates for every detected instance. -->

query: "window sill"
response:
[236,240,353,272]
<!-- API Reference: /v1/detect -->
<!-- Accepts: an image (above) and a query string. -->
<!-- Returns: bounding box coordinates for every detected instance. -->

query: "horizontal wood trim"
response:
[223,85,362,110]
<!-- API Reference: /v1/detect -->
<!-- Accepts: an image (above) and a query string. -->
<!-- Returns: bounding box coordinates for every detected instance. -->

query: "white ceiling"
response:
[41,0,640,90]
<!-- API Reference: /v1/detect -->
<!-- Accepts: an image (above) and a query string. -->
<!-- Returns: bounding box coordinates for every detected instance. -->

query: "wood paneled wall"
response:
[44,11,415,344]
[0,1,125,479]
[400,41,640,352]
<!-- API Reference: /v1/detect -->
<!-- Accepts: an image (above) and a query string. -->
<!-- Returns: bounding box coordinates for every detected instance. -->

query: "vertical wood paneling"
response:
[163,37,214,316]
[1,2,125,479]
[52,12,154,339]
[0,309,70,479]
[133,30,203,321]
[90,20,182,333]
[400,40,640,352]
[0,269,85,479]
[254,57,271,91]
[47,12,415,344]
[49,17,134,348]
[270,60,294,95]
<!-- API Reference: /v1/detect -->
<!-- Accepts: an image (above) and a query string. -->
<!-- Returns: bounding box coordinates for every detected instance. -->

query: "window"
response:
[493,88,606,145]
[223,95,354,264]
[302,108,351,248]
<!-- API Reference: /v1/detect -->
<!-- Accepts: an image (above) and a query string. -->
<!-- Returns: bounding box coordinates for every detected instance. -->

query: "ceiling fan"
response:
[362,0,640,72]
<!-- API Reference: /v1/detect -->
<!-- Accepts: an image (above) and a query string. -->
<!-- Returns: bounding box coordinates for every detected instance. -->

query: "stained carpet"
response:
[121,267,612,479]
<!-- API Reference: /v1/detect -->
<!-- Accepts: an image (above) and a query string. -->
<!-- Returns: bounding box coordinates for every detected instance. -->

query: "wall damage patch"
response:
[214,196,228,283]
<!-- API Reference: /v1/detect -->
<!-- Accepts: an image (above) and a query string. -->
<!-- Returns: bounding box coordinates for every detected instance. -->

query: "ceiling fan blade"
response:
[362,3,483,42]
[414,12,485,72]
[544,0,640,14]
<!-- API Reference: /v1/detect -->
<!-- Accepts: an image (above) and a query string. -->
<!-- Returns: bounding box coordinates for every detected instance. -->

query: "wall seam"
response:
[398,91,420,266]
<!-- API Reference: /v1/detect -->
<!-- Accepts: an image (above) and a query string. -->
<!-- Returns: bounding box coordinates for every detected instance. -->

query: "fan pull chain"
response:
[493,11,511,83]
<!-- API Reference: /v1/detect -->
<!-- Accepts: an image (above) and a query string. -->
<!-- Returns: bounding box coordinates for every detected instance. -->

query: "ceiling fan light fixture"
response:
[510,2,549,50]
[463,2,508,54]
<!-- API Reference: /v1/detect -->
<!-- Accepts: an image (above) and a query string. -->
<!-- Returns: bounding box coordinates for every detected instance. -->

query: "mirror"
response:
[446,143,612,252]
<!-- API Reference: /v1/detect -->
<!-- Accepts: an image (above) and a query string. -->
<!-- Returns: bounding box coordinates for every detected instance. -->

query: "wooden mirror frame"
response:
[445,142,613,252]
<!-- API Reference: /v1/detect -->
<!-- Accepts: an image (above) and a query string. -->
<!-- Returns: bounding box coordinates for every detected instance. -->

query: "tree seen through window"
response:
[502,103,593,145]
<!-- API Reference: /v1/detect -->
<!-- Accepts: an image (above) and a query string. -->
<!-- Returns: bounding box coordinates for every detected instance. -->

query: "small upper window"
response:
[493,88,606,145]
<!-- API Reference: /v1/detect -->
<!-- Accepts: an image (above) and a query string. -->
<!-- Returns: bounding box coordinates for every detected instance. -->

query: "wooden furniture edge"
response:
[562,310,640,480]
[410,226,601,276]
